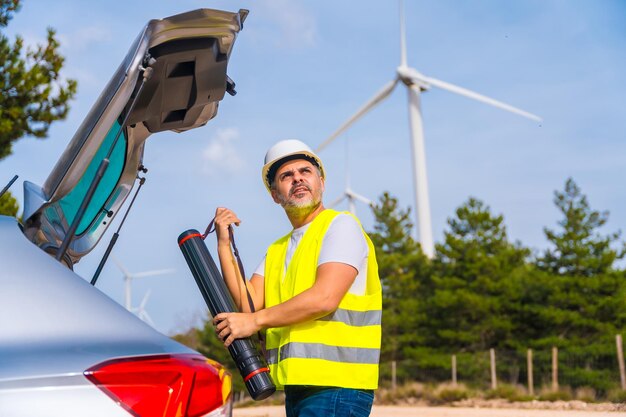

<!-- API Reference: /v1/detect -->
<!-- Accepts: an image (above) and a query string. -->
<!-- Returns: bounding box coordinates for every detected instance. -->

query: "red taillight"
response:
[85,353,232,417]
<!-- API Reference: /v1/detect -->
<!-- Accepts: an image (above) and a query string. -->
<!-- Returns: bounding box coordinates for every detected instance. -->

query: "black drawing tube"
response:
[178,229,276,401]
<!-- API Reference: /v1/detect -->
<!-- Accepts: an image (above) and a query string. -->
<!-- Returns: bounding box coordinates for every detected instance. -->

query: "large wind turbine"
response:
[316,1,541,258]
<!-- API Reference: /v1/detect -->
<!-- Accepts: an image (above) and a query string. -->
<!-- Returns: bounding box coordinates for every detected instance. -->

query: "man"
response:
[213,139,381,417]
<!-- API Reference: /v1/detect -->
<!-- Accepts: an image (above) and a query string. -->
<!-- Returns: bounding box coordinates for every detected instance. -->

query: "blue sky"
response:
[3,0,625,334]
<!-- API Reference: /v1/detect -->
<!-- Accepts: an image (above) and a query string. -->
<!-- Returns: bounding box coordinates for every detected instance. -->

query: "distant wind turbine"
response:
[329,138,373,215]
[330,186,373,216]
[112,256,175,323]
[132,289,156,327]
[316,0,541,258]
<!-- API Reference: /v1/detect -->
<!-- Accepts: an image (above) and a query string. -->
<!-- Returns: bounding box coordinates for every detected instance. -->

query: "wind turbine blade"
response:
[329,194,347,208]
[349,191,374,206]
[316,79,399,152]
[139,311,155,328]
[399,0,407,67]
[140,289,152,309]
[421,74,542,122]
[132,268,176,279]
[111,255,131,277]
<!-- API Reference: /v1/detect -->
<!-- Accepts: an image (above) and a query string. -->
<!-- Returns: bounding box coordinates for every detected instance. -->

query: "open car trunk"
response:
[21,8,248,266]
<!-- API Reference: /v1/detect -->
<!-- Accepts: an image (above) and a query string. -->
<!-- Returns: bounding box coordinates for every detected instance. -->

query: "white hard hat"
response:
[262,139,325,192]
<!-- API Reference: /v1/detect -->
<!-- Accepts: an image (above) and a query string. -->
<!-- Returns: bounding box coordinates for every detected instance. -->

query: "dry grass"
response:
[375,381,626,406]
[574,386,597,403]
[376,382,473,405]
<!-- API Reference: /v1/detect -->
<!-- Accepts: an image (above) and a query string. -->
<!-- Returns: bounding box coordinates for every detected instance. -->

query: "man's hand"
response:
[213,312,260,347]
[214,207,241,248]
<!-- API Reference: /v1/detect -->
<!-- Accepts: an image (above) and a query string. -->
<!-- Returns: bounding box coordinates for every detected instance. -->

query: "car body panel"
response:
[0,214,200,415]
[0,216,193,379]
[0,376,129,417]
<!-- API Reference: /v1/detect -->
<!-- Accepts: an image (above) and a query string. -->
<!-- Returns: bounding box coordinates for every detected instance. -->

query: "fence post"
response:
[552,346,559,391]
[452,354,457,387]
[527,349,534,396]
[490,348,497,390]
[391,360,397,391]
[616,335,626,390]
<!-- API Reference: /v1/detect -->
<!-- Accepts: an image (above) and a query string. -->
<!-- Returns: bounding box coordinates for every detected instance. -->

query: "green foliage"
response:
[0,0,77,160]
[0,189,18,216]
[520,180,626,367]
[427,197,530,352]
[0,0,18,26]
[537,178,625,276]
[543,274,625,340]
[369,192,431,363]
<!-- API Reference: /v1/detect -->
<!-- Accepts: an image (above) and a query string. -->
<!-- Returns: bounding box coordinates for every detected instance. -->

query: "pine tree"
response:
[369,192,430,369]
[0,0,77,160]
[0,190,18,216]
[427,197,529,352]
[531,179,626,390]
[537,178,625,276]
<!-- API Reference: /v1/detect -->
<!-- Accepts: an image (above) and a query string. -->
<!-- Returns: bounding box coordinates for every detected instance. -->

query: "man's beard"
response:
[277,182,322,216]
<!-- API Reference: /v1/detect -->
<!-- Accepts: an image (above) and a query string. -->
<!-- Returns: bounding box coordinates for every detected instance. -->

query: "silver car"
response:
[0,7,248,417]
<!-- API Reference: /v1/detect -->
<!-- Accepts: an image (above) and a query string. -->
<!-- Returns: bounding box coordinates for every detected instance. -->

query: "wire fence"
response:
[380,336,626,397]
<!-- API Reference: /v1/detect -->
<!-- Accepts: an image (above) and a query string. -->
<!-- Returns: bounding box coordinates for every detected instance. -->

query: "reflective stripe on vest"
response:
[264,209,382,390]
[317,308,382,327]
[266,342,380,365]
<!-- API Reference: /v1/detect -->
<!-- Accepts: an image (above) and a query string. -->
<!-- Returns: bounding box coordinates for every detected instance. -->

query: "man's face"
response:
[270,159,324,213]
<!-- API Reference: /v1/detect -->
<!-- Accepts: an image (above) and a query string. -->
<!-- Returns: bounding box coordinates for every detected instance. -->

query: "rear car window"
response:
[58,119,127,236]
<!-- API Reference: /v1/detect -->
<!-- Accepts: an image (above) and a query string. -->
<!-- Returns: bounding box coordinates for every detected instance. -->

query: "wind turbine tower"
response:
[316,0,541,258]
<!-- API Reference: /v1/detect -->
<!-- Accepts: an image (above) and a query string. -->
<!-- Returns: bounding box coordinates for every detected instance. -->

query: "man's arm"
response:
[214,207,265,312]
[214,261,357,347]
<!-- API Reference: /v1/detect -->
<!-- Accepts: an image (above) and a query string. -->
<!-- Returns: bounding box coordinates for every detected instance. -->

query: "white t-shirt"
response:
[253,213,369,295]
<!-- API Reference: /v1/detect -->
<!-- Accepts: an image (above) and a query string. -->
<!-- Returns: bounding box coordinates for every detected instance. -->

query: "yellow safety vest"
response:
[264,209,382,389]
